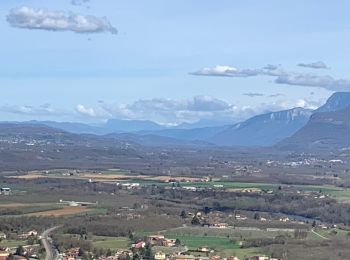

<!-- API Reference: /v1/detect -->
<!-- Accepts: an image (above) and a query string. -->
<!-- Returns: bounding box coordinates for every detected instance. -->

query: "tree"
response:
[175,239,181,246]
[15,245,24,256]
[78,248,84,257]
[144,243,152,260]
[191,216,201,225]
[180,210,187,219]
[253,212,260,220]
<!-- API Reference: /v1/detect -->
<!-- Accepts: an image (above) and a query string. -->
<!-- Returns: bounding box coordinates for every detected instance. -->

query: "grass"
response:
[221,248,265,259]
[91,236,130,250]
[0,239,27,248]
[164,234,239,250]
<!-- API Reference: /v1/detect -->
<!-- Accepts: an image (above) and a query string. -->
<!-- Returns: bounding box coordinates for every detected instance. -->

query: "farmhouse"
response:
[211,223,228,229]
[0,188,11,196]
[197,246,211,253]
[132,241,146,249]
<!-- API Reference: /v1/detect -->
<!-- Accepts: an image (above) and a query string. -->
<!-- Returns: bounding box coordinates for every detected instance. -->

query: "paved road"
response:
[40,226,60,260]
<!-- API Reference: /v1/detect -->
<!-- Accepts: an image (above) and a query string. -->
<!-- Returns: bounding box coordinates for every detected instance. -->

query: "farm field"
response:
[8,169,350,203]
[163,227,294,239]
[27,206,91,216]
[164,234,239,250]
[91,236,131,250]
[0,240,27,248]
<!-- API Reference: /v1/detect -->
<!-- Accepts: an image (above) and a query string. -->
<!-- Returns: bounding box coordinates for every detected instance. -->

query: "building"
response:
[0,188,11,196]
[133,241,146,249]
[197,246,210,253]
[0,250,9,260]
[211,223,228,229]
[154,251,166,260]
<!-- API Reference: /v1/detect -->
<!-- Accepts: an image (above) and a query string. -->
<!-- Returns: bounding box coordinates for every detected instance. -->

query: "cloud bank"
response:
[190,65,260,77]
[191,63,350,91]
[297,61,329,69]
[74,96,323,125]
[7,6,117,34]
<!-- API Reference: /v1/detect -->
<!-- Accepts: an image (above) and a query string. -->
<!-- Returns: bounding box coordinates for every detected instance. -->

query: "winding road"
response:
[40,226,60,260]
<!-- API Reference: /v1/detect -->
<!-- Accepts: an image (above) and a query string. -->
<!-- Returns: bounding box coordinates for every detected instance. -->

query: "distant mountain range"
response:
[2,92,350,150]
[315,92,350,113]
[209,107,312,147]
[277,106,350,151]
[278,92,350,151]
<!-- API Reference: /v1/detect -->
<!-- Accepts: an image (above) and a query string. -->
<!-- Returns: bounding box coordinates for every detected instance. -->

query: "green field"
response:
[91,236,131,250]
[0,239,27,248]
[165,234,239,250]
[221,247,266,259]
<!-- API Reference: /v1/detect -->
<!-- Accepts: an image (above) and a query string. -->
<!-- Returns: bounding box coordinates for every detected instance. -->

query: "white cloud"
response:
[77,95,324,125]
[297,61,329,69]
[76,104,96,117]
[275,73,350,91]
[191,64,350,91]
[190,65,261,77]
[7,6,117,34]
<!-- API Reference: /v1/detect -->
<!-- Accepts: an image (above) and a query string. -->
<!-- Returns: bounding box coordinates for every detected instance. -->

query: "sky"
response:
[0,0,349,125]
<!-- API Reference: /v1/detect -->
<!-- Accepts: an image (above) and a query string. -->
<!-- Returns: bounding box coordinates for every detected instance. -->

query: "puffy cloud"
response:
[7,6,117,34]
[76,95,324,125]
[275,73,350,91]
[190,65,261,77]
[76,104,96,117]
[243,93,265,97]
[297,61,329,69]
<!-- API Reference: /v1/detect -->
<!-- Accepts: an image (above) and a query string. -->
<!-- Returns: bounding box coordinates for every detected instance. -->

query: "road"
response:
[40,226,60,260]
[311,229,328,240]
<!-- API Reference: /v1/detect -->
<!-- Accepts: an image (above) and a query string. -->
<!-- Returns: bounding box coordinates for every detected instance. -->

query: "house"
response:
[162,238,177,247]
[0,233,7,239]
[154,251,166,260]
[133,241,146,249]
[0,251,9,259]
[64,247,80,260]
[251,256,270,260]
[19,230,38,239]
[115,250,133,258]
[0,188,11,196]
[235,215,247,220]
[211,223,228,229]
[197,246,210,253]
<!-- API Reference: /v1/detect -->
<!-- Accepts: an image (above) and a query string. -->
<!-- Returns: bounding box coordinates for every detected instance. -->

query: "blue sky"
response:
[0,0,349,124]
